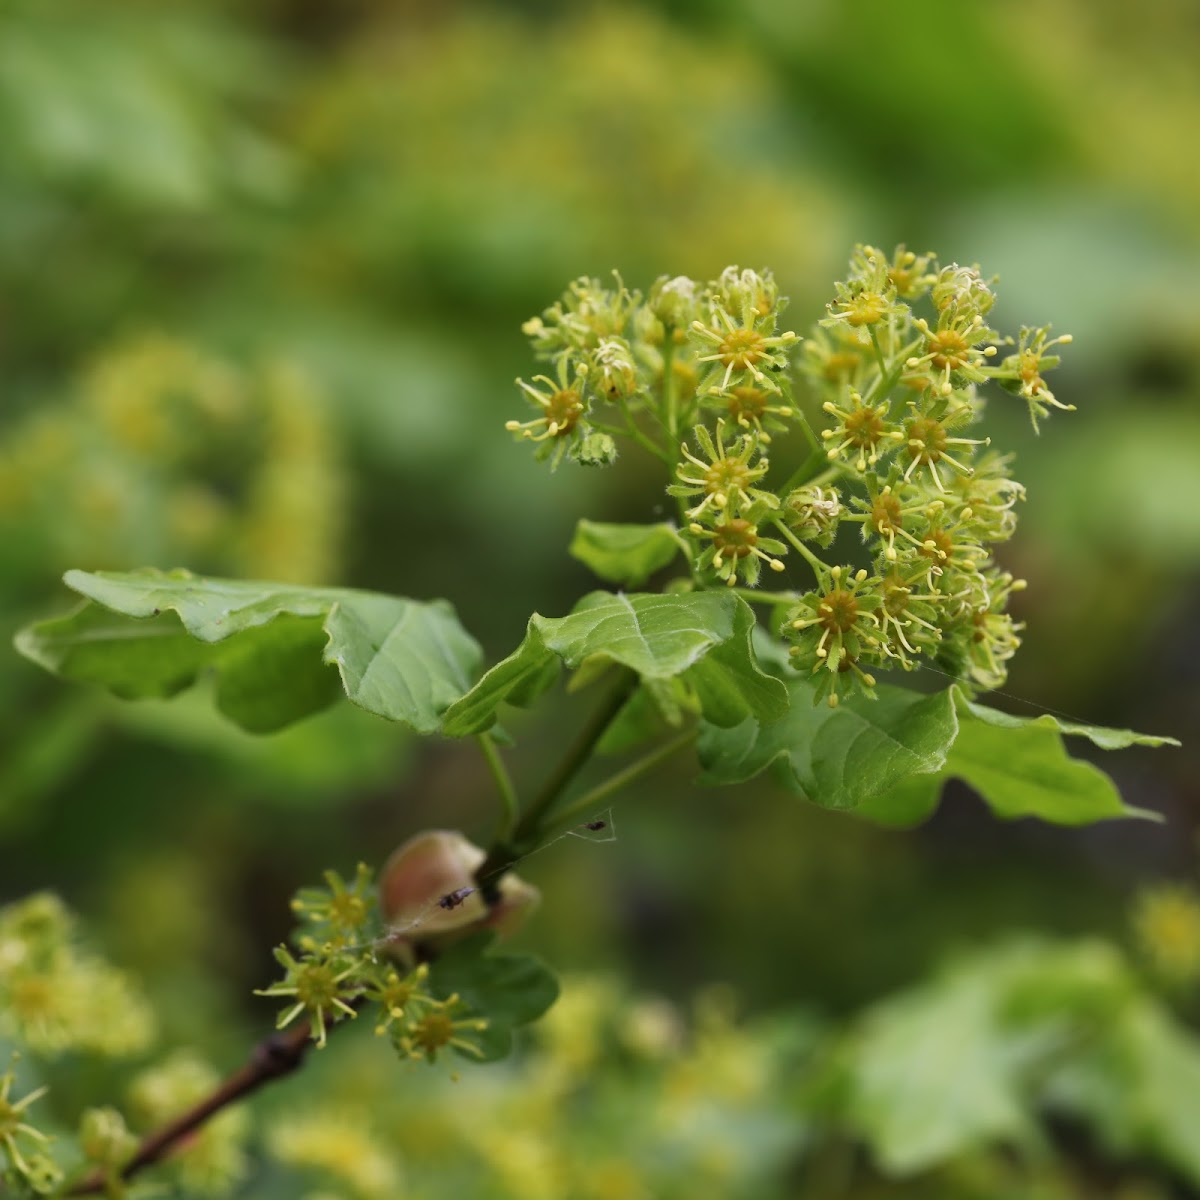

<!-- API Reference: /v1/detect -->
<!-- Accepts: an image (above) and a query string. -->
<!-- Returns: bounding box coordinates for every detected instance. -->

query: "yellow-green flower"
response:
[291,864,376,952]
[255,947,361,1047]
[851,481,934,562]
[786,566,883,706]
[781,484,842,548]
[669,420,774,520]
[508,358,588,442]
[931,262,996,319]
[942,450,1025,542]
[960,571,1025,689]
[991,325,1076,431]
[893,413,988,492]
[691,269,798,394]
[704,383,794,443]
[0,1063,51,1182]
[268,1109,402,1200]
[820,389,896,473]
[874,555,947,668]
[79,1106,138,1174]
[0,894,154,1058]
[688,512,787,589]
[364,963,436,1037]
[905,310,999,397]
[1133,885,1200,985]
[397,994,488,1064]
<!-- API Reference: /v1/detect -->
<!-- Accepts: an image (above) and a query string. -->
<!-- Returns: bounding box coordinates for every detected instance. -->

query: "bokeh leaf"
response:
[840,958,1036,1173]
[1046,1000,1200,1187]
[834,939,1135,1175]
[15,568,481,734]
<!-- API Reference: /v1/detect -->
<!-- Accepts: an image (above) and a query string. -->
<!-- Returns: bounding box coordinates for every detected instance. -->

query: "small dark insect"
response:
[582,820,607,832]
[437,887,475,911]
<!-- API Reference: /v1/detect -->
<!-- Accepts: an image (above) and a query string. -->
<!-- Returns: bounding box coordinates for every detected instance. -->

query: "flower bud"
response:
[782,485,842,547]
[572,431,618,467]
[591,336,638,401]
[714,266,779,320]
[648,275,699,329]
[379,831,540,962]
[79,1106,138,1168]
[931,264,994,318]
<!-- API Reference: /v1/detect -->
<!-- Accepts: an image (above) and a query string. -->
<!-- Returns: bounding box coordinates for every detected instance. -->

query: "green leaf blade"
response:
[697,678,959,812]
[62,567,331,640]
[945,713,1160,825]
[539,591,738,677]
[681,597,788,728]
[568,520,685,587]
[961,697,1179,750]
[324,594,482,734]
[427,933,560,1063]
[16,569,482,735]
[439,625,558,738]
[16,603,219,700]
[213,615,342,734]
[442,591,784,737]
[853,691,1174,827]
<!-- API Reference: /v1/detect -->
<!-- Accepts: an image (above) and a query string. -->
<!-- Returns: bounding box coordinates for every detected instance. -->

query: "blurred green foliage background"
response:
[2,0,1200,1195]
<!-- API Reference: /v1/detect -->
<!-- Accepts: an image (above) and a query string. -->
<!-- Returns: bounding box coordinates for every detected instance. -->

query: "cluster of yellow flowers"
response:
[0,335,345,587]
[510,247,1073,705]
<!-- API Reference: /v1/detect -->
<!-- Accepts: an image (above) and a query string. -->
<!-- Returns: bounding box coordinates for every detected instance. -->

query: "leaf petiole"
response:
[477,731,520,842]
[542,727,698,838]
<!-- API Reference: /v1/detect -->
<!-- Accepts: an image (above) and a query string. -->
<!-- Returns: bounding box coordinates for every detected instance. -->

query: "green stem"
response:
[772,519,828,578]
[731,587,800,606]
[544,728,698,837]
[661,328,696,528]
[662,324,678,446]
[477,732,519,842]
[614,392,670,462]
[589,419,633,439]
[867,325,890,377]
[792,405,822,458]
[777,449,832,497]
[514,669,638,845]
[473,670,639,890]
[865,333,922,406]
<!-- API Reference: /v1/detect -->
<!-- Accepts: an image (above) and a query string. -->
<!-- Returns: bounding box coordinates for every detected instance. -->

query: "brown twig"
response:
[65,673,643,1194]
[66,1019,315,1196]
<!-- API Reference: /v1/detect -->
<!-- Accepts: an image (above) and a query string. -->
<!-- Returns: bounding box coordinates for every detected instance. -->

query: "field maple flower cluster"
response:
[507,246,1072,705]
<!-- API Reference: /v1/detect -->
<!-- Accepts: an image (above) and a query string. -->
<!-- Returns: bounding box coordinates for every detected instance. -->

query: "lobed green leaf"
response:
[441,590,787,737]
[958,695,1180,750]
[696,676,959,811]
[941,702,1163,824]
[699,666,1172,824]
[15,569,481,734]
